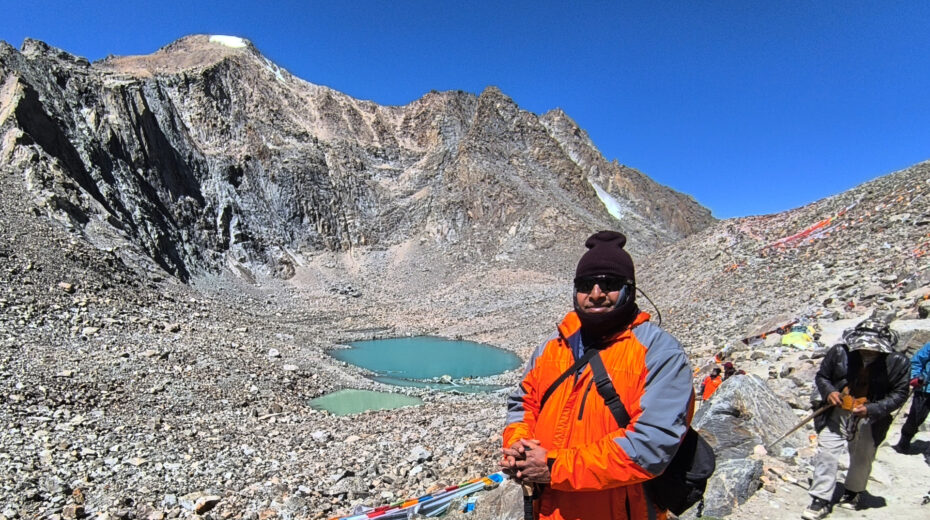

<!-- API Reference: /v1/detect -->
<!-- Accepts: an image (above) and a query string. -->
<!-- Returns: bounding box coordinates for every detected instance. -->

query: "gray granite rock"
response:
[689,458,763,519]
[694,375,807,459]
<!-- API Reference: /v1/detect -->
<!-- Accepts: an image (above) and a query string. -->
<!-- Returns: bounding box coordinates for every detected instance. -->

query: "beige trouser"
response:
[809,408,877,501]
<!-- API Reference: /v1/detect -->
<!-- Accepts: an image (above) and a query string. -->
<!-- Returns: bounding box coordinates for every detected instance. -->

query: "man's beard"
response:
[573,297,639,348]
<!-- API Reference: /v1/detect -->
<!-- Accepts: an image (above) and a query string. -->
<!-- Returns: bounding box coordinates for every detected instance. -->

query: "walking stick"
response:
[766,403,833,451]
[522,482,535,520]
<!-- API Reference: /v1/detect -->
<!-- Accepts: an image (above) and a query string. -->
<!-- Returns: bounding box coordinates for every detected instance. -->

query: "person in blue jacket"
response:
[892,341,930,453]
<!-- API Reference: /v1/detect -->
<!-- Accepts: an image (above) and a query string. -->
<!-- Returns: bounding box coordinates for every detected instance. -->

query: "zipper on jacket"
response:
[577,379,594,421]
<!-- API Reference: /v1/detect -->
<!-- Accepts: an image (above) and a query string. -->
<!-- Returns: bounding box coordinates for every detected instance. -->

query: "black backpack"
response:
[540,347,716,516]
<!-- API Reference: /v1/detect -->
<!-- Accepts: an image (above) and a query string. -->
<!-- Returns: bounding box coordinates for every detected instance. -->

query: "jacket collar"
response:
[558,310,651,348]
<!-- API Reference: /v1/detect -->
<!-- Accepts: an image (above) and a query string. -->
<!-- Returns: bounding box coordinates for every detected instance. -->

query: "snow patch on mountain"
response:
[590,179,626,220]
[209,35,248,48]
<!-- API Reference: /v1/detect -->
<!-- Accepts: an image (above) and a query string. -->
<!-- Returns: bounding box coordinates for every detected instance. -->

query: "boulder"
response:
[891,319,930,356]
[786,359,819,387]
[325,476,369,499]
[693,374,807,459]
[766,377,805,409]
[920,299,930,319]
[816,317,862,348]
[684,458,763,519]
[408,445,432,463]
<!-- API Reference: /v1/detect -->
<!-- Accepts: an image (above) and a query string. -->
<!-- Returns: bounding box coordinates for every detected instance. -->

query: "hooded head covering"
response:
[843,319,897,354]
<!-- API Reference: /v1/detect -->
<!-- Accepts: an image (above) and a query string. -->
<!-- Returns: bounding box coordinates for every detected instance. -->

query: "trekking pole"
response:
[522,482,535,520]
[515,442,537,520]
[766,403,833,451]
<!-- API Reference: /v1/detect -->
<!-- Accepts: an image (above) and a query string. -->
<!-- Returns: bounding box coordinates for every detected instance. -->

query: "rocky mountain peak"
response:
[1,36,713,282]
[19,38,91,66]
[94,34,262,78]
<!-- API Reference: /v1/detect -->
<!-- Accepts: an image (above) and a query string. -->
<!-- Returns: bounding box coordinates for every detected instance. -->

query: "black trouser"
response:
[901,391,930,441]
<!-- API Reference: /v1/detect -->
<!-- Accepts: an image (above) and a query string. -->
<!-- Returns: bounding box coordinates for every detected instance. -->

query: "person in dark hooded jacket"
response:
[801,319,909,520]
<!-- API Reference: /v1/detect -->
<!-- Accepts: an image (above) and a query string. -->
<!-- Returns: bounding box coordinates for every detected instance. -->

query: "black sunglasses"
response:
[573,275,630,293]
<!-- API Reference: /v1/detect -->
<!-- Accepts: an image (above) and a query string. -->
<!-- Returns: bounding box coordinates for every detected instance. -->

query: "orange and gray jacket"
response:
[503,311,694,520]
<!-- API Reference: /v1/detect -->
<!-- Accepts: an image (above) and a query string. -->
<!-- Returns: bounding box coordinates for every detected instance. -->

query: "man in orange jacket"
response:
[500,231,695,520]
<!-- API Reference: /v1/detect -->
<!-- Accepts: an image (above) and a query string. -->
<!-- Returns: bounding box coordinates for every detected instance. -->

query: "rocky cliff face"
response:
[0,35,713,282]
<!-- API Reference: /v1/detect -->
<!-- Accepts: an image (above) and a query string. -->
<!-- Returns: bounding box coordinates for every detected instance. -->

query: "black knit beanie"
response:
[575,230,635,282]
[573,231,639,345]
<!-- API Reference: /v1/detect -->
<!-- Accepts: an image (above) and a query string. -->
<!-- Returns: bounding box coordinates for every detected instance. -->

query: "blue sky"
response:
[3,1,929,218]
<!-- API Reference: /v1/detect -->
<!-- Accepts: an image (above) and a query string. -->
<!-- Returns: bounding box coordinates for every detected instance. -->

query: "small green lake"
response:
[331,336,522,382]
[308,389,423,416]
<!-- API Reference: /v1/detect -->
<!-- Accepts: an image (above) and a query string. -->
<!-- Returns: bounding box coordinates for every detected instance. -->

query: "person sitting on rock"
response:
[892,341,930,453]
[801,320,909,520]
[722,361,744,379]
[700,367,723,400]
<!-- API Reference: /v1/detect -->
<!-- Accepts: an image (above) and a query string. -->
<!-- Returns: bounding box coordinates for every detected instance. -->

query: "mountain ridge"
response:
[0,34,713,282]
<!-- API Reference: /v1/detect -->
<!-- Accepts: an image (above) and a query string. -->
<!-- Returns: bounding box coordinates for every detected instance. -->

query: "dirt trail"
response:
[728,394,930,520]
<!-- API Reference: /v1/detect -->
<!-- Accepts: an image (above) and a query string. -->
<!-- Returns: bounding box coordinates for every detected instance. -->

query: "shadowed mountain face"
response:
[0,35,713,281]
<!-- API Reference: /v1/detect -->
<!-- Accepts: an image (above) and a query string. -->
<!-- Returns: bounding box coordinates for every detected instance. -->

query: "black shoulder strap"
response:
[539,347,599,412]
[590,352,631,427]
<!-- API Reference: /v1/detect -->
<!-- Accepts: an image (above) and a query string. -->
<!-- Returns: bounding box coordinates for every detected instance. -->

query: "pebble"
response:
[408,446,432,463]
[194,496,221,514]
[178,492,203,511]
[61,504,84,519]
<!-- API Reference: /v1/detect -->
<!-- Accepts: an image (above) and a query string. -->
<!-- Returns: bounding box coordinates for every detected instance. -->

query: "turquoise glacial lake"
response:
[331,336,523,381]
[312,337,522,414]
[308,389,423,416]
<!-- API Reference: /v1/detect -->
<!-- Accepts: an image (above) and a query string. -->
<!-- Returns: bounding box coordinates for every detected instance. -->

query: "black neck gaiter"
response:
[573,297,639,349]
